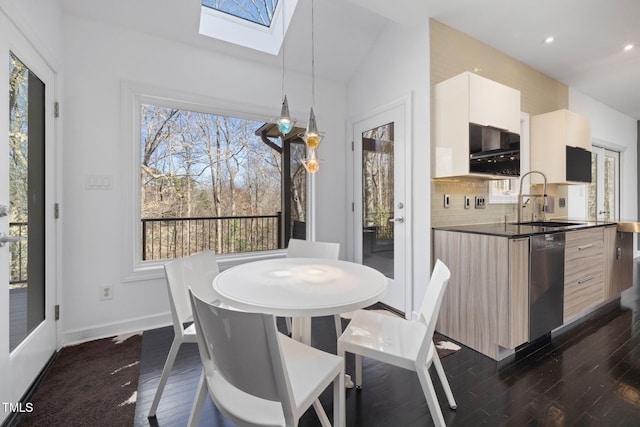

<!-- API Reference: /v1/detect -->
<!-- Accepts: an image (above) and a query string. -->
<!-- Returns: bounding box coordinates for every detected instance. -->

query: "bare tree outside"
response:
[8,53,29,289]
[362,123,394,240]
[140,104,297,260]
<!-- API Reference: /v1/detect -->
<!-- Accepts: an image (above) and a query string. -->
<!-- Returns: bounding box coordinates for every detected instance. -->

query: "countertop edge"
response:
[432,221,614,238]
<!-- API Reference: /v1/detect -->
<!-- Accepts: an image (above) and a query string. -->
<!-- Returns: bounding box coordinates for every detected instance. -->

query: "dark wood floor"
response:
[135,260,640,426]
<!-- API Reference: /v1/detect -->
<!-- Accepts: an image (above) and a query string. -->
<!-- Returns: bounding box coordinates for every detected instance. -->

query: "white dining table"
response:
[212,257,388,344]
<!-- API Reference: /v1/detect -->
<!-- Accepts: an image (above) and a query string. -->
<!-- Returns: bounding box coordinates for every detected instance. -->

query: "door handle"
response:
[389,216,404,223]
[598,210,609,215]
[0,232,26,247]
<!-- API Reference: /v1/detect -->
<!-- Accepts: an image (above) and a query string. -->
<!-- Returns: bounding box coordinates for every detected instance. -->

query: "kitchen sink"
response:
[517,221,586,227]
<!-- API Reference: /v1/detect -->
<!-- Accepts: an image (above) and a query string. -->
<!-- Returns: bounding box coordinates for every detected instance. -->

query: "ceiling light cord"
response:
[281,0,286,99]
[311,0,315,108]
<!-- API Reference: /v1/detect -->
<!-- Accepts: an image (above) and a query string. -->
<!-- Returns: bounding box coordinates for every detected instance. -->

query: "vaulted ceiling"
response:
[60,0,640,119]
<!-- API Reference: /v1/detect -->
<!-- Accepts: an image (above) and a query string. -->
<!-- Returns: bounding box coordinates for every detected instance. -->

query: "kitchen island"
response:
[432,221,633,361]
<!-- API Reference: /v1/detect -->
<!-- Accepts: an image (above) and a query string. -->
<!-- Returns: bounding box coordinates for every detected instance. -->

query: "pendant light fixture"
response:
[275,0,295,136]
[301,0,323,173]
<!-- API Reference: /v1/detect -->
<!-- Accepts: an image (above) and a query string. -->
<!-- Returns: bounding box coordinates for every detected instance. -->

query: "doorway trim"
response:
[346,93,413,317]
[0,7,60,422]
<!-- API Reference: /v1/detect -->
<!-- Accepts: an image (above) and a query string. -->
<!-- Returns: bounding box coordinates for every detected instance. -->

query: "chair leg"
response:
[148,337,182,417]
[416,366,446,427]
[334,367,346,427]
[355,354,363,389]
[187,369,207,427]
[312,399,331,427]
[334,314,343,339]
[432,352,457,409]
[285,316,292,335]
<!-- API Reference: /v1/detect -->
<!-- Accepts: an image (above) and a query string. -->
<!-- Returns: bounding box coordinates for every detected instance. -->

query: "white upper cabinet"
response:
[434,72,521,178]
[531,109,592,184]
[468,74,521,133]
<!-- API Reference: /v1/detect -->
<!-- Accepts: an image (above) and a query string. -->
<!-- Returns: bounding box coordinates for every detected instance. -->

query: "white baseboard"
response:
[61,312,172,348]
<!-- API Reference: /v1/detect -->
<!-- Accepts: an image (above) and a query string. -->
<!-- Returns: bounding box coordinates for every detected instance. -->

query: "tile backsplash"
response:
[432,179,569,227]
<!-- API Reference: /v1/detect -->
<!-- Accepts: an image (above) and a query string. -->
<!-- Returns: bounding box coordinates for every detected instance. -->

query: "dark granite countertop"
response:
[433,220,615,238]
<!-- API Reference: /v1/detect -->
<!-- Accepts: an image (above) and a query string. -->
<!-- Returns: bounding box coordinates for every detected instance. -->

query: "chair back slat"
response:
[286,238,340,259]
[181,250,220,302]
[164,251,219,334]
[189,290,285,403]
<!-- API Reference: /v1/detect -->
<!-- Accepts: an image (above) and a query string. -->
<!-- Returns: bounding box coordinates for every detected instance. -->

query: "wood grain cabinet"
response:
[433,225,631,361]
[563,228,605,321]
[604,225,633,298]
[433,230,528,360]
[434,72,521,178]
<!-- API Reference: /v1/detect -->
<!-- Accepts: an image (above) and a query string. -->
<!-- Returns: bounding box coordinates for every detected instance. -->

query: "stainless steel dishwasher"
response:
[529,233,565,341]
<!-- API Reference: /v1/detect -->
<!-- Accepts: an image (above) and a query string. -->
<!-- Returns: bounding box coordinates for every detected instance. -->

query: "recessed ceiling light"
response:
[624,44,634,51]
[544,36,555,44]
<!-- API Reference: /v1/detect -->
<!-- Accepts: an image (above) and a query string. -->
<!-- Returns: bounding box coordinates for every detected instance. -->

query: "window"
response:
[202,0,279,27]
[488,179,519,204]
[139,103,307,262]
[199,0,298,55]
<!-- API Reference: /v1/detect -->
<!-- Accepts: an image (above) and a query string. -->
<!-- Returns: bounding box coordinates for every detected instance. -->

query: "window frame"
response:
[121,82,301,282]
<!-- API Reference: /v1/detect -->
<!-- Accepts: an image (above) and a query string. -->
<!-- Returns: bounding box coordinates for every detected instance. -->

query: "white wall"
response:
[0,0,63,68]
[346,20,430,316]
[568,88,638,255]
[60,14,347,344]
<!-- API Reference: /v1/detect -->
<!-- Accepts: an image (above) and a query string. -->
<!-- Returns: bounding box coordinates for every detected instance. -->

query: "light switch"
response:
[85,174,113,190]
[443,194,450,208]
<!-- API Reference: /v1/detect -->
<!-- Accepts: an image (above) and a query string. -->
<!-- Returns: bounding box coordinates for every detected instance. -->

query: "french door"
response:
[1,10,57,421]
[589,146,620,221]
[352,100,411,315]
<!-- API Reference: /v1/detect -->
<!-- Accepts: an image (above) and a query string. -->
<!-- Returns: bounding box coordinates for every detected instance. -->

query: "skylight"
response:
[200,0,298,55]
[202,0,278,27]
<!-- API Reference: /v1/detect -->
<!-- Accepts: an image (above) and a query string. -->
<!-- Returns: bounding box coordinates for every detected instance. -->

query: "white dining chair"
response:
[147,250,220,418]
[286,238,342,337]
[337,259,457,427]
[187,289,345,427]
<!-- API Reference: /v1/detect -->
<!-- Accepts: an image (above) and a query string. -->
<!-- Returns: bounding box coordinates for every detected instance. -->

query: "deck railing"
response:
[9,222,28,286]
[141,213,283,261]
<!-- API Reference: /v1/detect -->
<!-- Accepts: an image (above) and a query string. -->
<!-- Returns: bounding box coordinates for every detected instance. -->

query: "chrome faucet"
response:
[517,170,548,224]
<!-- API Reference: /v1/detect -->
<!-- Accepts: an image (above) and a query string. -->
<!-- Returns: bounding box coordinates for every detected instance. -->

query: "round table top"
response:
[213,257,388,317]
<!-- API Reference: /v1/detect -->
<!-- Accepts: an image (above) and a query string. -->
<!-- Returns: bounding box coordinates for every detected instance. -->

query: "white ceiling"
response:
[59,0,640,119]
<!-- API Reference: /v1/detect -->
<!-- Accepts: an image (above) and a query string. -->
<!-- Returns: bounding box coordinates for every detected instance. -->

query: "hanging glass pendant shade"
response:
[302,107,323,149]
[302,147,320,173]
[276,95,295,135]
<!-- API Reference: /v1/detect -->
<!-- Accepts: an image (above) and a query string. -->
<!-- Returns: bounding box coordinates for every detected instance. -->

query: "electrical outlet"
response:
[475,196,486,209]
[100,284,113,300]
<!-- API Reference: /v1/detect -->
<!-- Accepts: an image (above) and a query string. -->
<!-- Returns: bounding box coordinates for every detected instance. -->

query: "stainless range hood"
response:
[468,123,520,177]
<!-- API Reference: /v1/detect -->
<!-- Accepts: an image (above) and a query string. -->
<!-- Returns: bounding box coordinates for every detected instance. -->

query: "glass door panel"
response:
[588,146,619,222]
[8,52,46,351]
[361,123,394,279]
[602,152,617,221]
